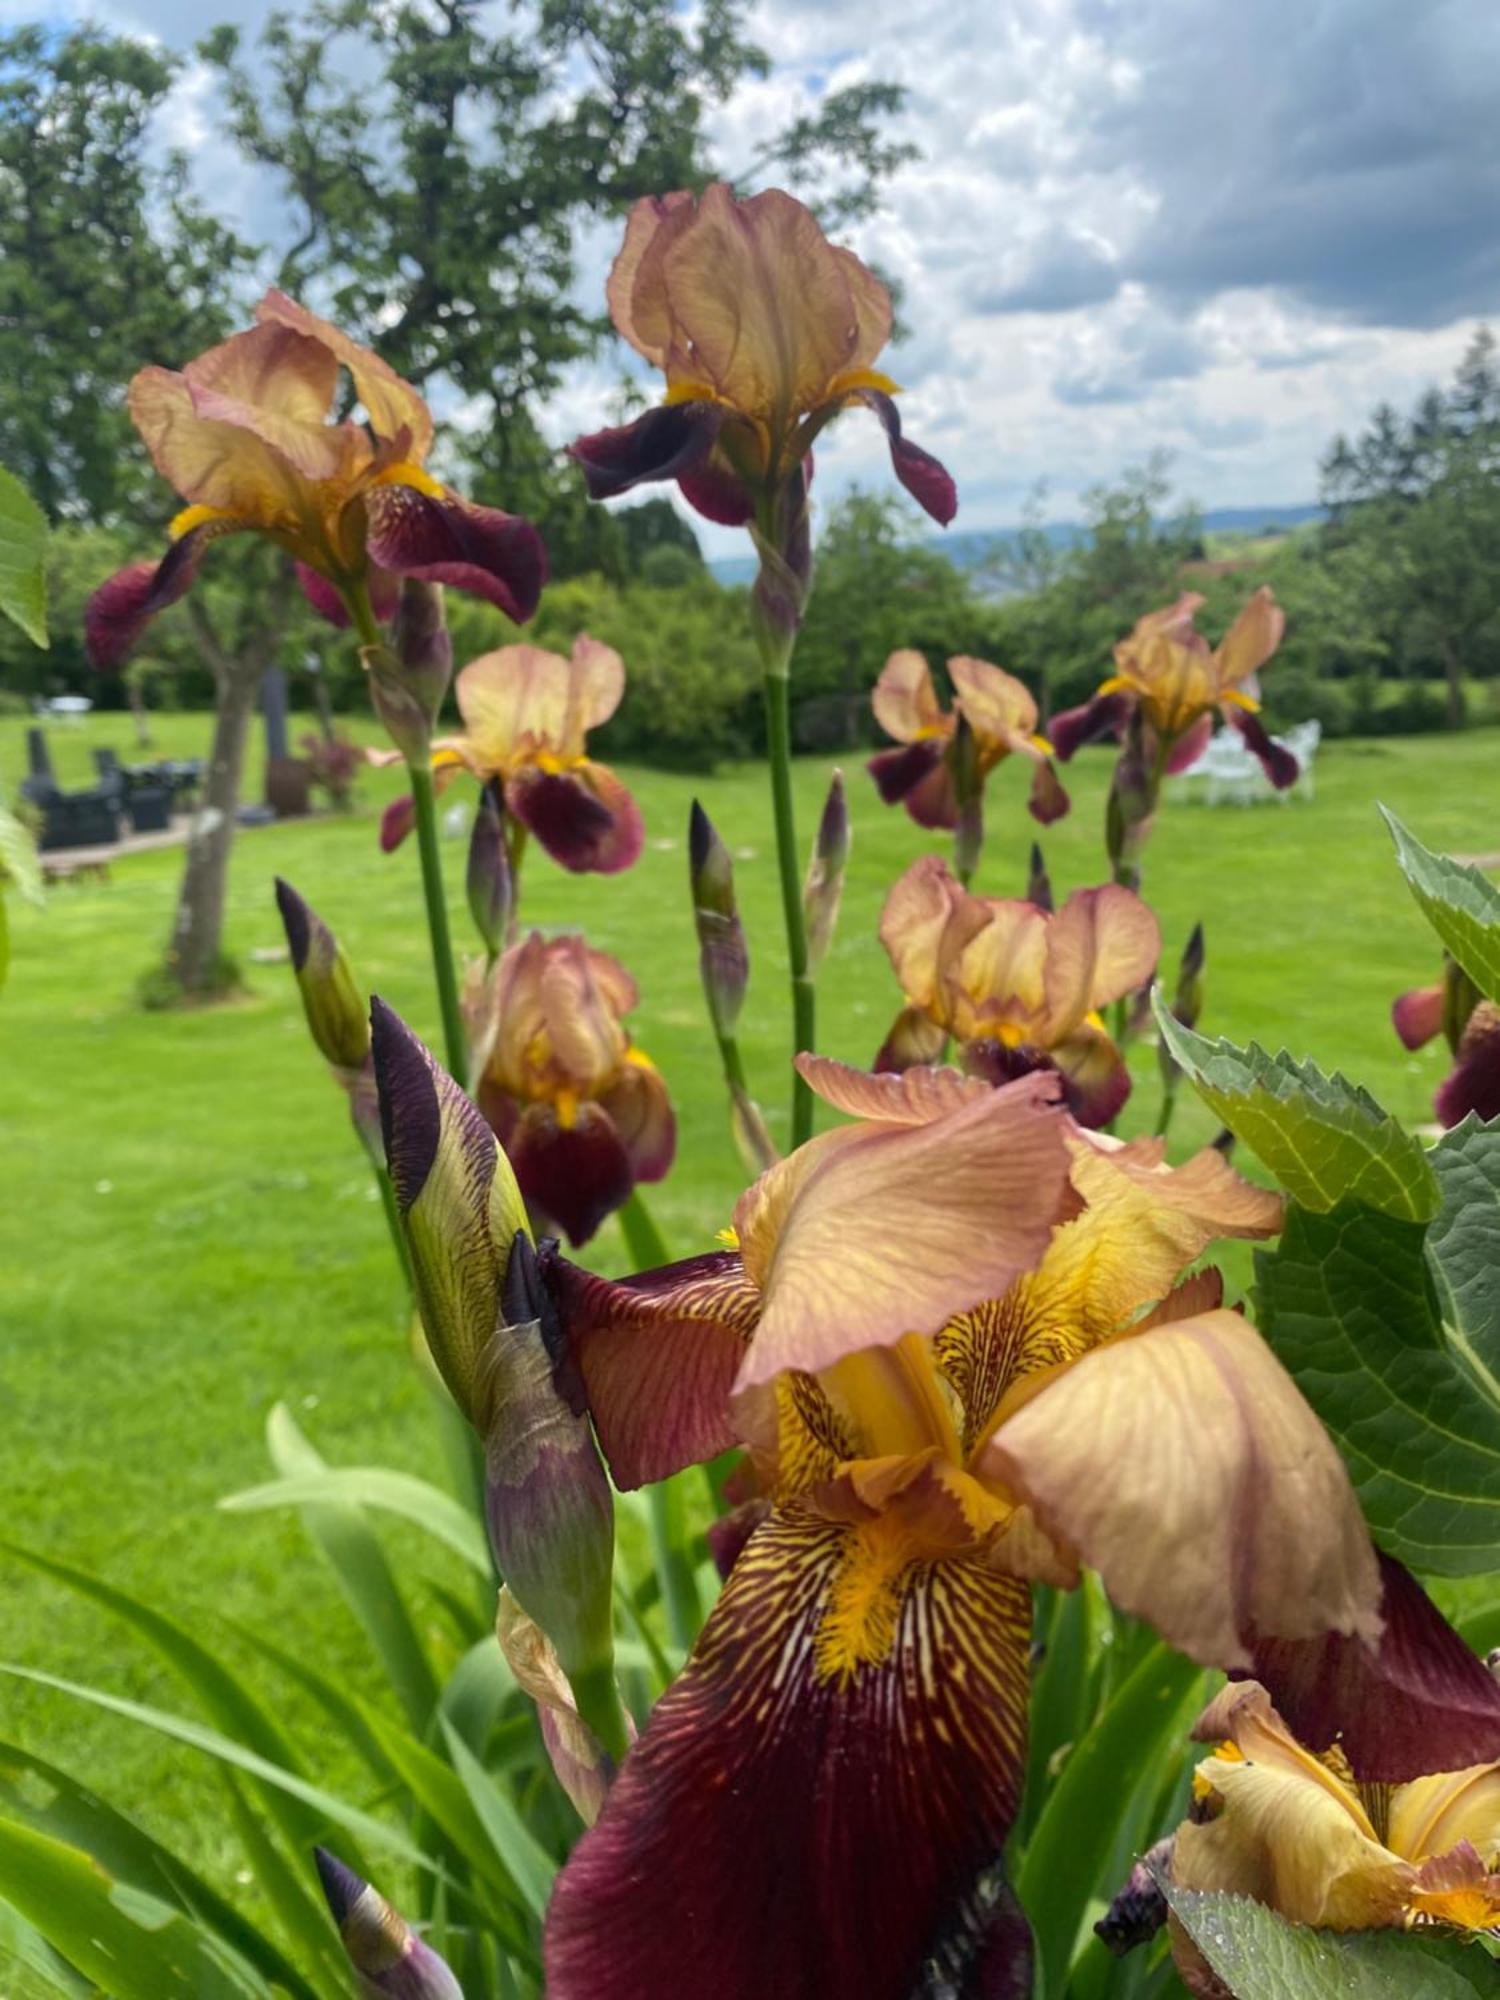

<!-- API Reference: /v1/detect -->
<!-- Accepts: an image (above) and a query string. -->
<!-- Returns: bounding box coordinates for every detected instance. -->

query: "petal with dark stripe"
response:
[853,389,958,526]
[568,400,724,501]
[544,1509,1032,2000]
[365,484,547,623]
[1245,1551,1500,1784]
[542,1248,760,1488]
[596,1057,676,1182]
[85,522,239,669]
[507,760,643,874]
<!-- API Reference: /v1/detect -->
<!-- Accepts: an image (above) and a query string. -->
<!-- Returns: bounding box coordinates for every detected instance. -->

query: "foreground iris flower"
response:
[875,854,1160,1125]
[1168,1680,1500,1992]
[378,637,642,873]
[868,649,1068,832]
[537,1055,1387,1999]
[467,930,674,1246]
[1050,587,1294,788]
[85,290,545,667]
[568,184,955,532]
[1392,957,1500,1126]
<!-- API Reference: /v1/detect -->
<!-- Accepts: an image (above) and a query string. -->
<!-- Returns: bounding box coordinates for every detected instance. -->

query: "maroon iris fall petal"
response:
[853,388,958,527]
[506,764,644,875]
[1228,705,1300,789]
[1164,712,1215,776]
[567,400,725,502]
[1026,759,1070,826]
[868,738,947,808]
[1047,689,1133,762]
[85,521,233,669]
[543,1511,1032,2000]
[1392,982,1445,1052]
[508,1100,634,1247]
[677,453,757,526]
[364,485,547,624]
[1244,1550,1500,1784]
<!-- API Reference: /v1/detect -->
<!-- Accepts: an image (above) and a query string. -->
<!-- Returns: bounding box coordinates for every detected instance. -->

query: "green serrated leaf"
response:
[1428,1118,1500,1394]
[1153,999,1439,1221]
[0,803,43,906]
[1162,1881,1497,1998]
[1382,806,1500,1003]
[0,467,48,647]
[1258,1187,1500,1575]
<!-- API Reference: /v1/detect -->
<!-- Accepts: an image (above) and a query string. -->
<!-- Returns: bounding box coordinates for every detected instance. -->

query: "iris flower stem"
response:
[1154,1074,1181,1140]
[407,761,470,1089]
[761,665,816,1148]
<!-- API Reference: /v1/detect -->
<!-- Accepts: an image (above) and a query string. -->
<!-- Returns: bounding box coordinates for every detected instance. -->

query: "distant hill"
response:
[707,503,1325,588]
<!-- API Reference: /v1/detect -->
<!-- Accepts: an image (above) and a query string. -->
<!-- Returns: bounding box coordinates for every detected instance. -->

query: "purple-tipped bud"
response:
[950,713,984,883]
[1025,841,1053,913]
[689,800,749,1037]
[803,770,850,974]
[274,878,369,1072]
[370,998,526,1427]
[467,780,513,958]
[479,1234,616,1707]
[1095,1839,1173,1959]
[313,1848,463,1999]
[363,580,453,763]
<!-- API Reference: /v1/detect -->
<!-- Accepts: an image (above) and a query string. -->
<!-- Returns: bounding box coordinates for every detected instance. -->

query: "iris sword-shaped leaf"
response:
[314,1847,463,1999]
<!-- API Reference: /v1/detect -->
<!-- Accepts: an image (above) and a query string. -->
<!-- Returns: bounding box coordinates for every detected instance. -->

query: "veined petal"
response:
[364,484,546,623]
[1389,1762,1500,1868]
[983,1310,1381,1669]
[184,321,352,483]
[948,656,1038,748]
[543,1248,760,1487]
[1047,688,1133,762]
[798,1053,989,1124]
[128,365,308,521]
[85,519,243,669]
[1213,584,1285,688]
[568,401,724,500]
[1042,884,1160,1042]
[509,1100,633,1248]
[1392,981,1445,1051]
[597,1056,676,1183]
[456,636,625,763]
[879,855,995,1024]
[256,288,435,459]
[676,448,758,526]
[953,899,1051,1037]
[1435,1000,1500,1125]
[873,649,949,746]
[1247,1552,1500,1783]
[734,1071,1069,1388]
[606,192,697,365]
[544,1509,1031,2000]
[508,762,644,874]
[868,741,959,827]
[873,1004,950,1075]
[853,388,958,525]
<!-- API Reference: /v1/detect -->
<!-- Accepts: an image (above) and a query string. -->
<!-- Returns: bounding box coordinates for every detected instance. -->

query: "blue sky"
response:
[12,0,1499,554]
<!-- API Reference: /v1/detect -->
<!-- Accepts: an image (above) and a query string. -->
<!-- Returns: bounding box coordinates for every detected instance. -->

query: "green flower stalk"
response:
[689,801,776,1172]
[803,769,850,974]
[467,778,514,961]
[314,1848,462,2000]
[371,996,629,1759]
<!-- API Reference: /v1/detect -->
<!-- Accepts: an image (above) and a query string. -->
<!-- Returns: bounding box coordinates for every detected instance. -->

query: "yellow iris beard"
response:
[814,1515,920,1687]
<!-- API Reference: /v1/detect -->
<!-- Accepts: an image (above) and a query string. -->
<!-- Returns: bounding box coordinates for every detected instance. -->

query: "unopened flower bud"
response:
[467,780,513,958]
[689,800,749,1037]
[1025,841,1054,913]
[364,580,453,763]
[369,998,526,1426]
[314,1849,462,2000]
[274,878,369,1072]
[482,1235,617,1725]
[802,770,850,973]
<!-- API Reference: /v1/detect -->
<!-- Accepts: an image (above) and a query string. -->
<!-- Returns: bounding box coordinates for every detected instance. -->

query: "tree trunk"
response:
[1438,631,1464,730]
[163,656,259,996]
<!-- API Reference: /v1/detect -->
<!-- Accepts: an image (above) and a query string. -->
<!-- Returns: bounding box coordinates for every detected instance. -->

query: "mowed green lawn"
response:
[1,708,1496,1905]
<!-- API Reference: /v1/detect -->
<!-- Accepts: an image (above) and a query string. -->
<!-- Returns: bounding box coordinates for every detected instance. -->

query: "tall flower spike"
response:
[467,779,514,959]
[86,291,545,668]
[802,770,849,973]
[313,1848,462,2000]
[274,878,380,1165]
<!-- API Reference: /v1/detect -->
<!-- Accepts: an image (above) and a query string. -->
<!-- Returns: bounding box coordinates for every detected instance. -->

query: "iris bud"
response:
[313,1848,463,1999]
[803,769,850,973]
[467,779,513,958]
[689,800,749,1037]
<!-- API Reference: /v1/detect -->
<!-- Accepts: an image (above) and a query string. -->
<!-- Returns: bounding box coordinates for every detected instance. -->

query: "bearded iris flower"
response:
[568,184,956,534]
[533,1053,1395,2000]
[378,637,642,874]
[85,290,545,667]
[466,931,674,1247]
[868,649,1069,833]
[874,854,1160,1126]
[1166,1680,1500,1992]
[1392,957,1500,1125]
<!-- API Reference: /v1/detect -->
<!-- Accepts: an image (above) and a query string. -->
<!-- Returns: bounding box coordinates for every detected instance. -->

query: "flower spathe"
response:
[85,290,545,667]
[1049,586,1295,790]
[568,184,956,530]
[1167,1680,1500,1994]
[537,1056,1382,2000]
[469,930,673,1247]
[868,649,1069,831]
[379,636,643,875]
[875,853,1160,1126]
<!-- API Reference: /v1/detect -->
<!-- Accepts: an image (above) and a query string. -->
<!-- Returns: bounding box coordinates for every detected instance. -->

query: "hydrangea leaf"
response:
[1382,806,1500,1003]
[1153,999,1439,1222]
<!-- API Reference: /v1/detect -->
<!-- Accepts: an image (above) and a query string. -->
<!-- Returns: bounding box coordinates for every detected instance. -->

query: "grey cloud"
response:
[1054,311,1211,405]
[969,233,1121,315]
